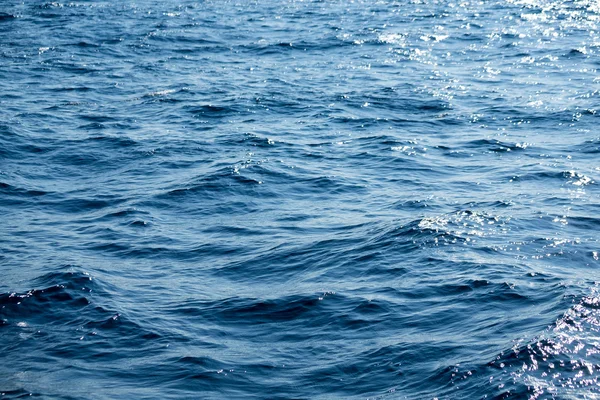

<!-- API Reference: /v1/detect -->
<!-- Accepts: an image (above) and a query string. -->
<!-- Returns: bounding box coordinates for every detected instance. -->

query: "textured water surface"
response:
[1,0,600,398]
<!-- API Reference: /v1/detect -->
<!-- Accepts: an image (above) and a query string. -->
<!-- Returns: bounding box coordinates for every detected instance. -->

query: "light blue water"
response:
[1,0,600,398]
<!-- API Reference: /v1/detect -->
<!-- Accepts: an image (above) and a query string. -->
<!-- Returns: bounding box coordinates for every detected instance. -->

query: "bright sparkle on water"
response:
[0,0,599,399]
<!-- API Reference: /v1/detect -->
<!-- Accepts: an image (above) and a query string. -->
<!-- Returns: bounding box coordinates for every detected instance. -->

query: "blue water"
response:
[1,0,600,398]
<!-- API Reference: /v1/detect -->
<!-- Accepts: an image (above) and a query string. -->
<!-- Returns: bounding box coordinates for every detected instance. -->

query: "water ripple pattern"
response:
[1,0,599,398]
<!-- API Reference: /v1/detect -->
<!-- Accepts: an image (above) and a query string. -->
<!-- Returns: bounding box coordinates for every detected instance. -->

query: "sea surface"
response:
[1,0,600,398]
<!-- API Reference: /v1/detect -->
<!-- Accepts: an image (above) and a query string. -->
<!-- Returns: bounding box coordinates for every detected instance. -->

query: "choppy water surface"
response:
[1,0,600,398]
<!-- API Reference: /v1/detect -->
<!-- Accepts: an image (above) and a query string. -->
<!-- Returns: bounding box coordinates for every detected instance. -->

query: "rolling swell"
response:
[2,0,600,398]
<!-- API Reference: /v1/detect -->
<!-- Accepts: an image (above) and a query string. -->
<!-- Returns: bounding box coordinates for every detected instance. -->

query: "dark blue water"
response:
[1,0,600,398]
